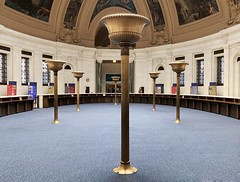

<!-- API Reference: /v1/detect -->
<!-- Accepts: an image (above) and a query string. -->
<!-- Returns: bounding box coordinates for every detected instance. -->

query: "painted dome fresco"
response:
[0,0,237,48]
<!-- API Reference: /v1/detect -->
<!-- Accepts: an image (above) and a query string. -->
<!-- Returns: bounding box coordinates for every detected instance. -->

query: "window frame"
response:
[21,56,30,86]
[213,49,224,86]
[180,72,185,87]
[216,55,224,86]
[196,58,204,86]
[0,52,7,85]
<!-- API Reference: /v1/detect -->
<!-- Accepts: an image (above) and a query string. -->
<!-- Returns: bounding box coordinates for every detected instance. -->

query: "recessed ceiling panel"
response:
[64,0,84,29]
[174,0,219,25]
[146,0,165,31]
[4,0,54,22]
[90,0,137,24]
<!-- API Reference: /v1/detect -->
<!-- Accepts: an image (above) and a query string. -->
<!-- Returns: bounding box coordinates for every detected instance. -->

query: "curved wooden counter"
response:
[0,95,34,117]
[39,93,240,120]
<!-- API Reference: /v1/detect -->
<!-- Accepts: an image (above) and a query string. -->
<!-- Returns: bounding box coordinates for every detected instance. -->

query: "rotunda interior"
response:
[0,0,239,97]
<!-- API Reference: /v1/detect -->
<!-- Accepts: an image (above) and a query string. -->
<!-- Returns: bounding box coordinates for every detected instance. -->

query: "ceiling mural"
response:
[0,1,230,48]
[4,0,53,22]
[64,0,84,29]
[233,0,240,5]
[90,0,137,24]
[146,0,165,31]
[174,0,219,25]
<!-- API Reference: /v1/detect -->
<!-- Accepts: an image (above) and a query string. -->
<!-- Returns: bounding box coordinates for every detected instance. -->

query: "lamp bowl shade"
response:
[46,59,66,72]
[169,61,189,73]
[100,13,150,45]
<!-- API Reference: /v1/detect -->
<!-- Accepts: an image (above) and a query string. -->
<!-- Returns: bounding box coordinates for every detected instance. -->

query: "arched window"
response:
[158,66,164,71]
[64,65,71,70]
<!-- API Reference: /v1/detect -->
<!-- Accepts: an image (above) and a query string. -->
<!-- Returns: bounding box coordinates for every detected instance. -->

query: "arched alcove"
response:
[94,26,110,47]
[157,66,164,71]
[64,65,72,70]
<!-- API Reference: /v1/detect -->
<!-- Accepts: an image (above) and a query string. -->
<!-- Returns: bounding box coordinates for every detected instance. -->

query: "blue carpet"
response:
[0,103,239,182]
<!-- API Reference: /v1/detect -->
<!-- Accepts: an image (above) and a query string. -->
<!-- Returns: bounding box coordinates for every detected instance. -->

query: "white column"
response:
[147,53,153,93]
[167,52,174,94]
[228,46,235,97]
[134,59,148,93]
[33,50,44,94]
[183,53,192,94]
[237,60,240,97]
[223,45,229,96]
[204,50,212,95]
[12,46,22,95]
[82,58,96,93]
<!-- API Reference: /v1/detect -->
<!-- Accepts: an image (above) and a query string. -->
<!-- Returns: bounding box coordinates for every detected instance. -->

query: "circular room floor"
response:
[0,103,239,182]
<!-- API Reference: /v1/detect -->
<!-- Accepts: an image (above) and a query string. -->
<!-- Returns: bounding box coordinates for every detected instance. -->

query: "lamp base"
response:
[114,103,117,105]
[53,120,59,124]
[175,119,181,124]
[76,108,80,112]
[152,108,156,111]
[113,162,137,175]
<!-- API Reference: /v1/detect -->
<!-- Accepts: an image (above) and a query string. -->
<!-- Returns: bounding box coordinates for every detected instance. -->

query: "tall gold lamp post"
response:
[149,72,160,111]
[101,13,149,175]
[72,71,84,111]
[111,76,120,105]
[169,61,188,123]
[46,59,66,124]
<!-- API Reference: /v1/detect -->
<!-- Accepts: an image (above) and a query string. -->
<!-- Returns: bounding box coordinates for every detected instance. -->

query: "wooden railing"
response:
[0,95,34,117]
[38,93,240,120]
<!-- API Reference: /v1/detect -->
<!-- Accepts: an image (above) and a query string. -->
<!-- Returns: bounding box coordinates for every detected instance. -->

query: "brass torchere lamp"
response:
[46,59,66,124]
[149,72,160,111]
[169,61,189,123]
[111,76,120,105]
[72,71,84,111]
[101,13,150,175]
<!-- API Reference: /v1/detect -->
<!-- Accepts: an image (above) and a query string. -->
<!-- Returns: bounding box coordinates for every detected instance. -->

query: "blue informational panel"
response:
[209,82,217,95]
[190,83,198,94]
[48,83,54,94]
[28,82,37,107]
[155,84,164,93]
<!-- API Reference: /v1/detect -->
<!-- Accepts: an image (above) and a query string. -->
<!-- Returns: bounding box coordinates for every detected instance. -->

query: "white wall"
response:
[0,23,240,97]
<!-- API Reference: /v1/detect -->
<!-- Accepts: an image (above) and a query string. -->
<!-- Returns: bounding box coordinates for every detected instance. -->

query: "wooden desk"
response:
[0,95,34,117]
[39,93,240,119]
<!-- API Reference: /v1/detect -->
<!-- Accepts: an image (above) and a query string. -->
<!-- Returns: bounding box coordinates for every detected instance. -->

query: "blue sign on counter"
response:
[28,82,37,107]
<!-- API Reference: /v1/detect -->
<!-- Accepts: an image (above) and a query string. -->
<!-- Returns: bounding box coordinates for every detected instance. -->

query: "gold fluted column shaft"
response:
[53,71,59,124]
[120,44,130,164]
[153,78,156,111]
[149,72,160,111]
[46,59,65,124]
[100,13,149,175]
[114,80,117,105]
[169,61,188,124]
[72,71,84,112]
[176,73,181,123]
[76,78,80,111]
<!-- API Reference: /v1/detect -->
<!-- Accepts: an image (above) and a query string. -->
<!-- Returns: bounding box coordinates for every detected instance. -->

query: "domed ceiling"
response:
[0,0,236,48]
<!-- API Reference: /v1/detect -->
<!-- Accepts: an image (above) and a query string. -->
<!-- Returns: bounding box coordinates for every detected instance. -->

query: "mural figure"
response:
[147,0,165,31]
[174,0,219,25]
[64,0,84,29]
[228,0,240,24]
[5,0,53,22]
